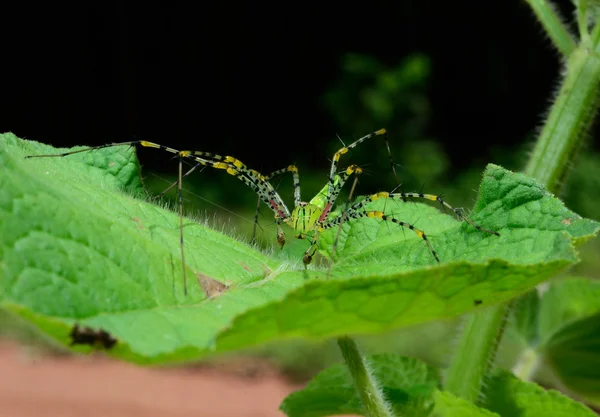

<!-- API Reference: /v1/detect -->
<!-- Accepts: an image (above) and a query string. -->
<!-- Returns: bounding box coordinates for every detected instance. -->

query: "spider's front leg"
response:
[302,231,322,266]
[322,129,392,217]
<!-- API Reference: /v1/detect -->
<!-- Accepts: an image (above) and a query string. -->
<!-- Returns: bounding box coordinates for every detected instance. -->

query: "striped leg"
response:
[25,142,292,221]
[320,129,397,221]
[318,188,499,264]
[322,209,441,263]
[251,165,301,244]
[187,151,291,220]
[388,192,500,236]
[185,152,295,247]
[344,191,500,237]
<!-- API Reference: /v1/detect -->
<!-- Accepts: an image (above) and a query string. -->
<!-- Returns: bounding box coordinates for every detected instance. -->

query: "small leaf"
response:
[483,371,597,417]
[280,354,440,417]
[432,390,499,417]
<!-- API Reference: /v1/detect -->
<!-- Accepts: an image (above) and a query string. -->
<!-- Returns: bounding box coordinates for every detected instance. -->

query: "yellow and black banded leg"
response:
[322,129,398,219]
[188,151,291,221]
[264,165,302,207]
[166,151,296,249]
[322,210,441,264]
[322,164,363,212]
[387,192,500,236]
[331,191,500,238]
[251,165,301,244]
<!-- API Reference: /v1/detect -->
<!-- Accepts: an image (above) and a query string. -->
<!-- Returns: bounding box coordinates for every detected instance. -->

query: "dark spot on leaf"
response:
[70,324,117,349]
[474,299,482,306]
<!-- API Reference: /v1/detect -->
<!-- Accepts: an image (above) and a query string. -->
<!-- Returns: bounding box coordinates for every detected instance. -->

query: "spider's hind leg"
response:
[321,203,441,265]
[388,192,500,236]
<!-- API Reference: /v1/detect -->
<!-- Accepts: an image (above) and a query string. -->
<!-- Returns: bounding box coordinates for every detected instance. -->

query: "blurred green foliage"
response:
[322,53,449,192]
[322,53,431,141]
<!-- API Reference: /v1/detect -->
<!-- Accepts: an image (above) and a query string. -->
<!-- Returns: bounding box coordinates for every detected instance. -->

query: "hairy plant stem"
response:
[445,4,600,403]
[525,23,600,192]
[337,336,394,417]
[444,305,509,403]
[524,0,577,57]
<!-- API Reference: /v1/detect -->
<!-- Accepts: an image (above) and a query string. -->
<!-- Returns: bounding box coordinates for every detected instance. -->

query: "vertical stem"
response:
[577,0,591,44]
[444,306,509,403]
[337,336,395,417]
[525,24,600,193]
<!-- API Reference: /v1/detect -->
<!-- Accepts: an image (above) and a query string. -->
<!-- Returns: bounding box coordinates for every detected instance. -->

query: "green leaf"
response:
[508,278,600,392]
[432,390,499,417]
[1,134,598,363]
[483,371,597,417]
[538,278,600,406]
[280,354,440,417]
[544,312,600,407]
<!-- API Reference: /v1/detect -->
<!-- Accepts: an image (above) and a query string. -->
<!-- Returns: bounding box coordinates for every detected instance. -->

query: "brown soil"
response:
[0,341,357,417]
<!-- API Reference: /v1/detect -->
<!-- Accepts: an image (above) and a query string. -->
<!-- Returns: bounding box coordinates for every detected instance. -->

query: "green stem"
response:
[337,336,395,417]
[577,0,591,44]
[444,305,509,403]
[525,24,600,193]
[524,0,577,57]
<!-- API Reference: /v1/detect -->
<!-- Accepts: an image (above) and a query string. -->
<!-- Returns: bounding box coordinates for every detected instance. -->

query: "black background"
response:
[2,1,592,175]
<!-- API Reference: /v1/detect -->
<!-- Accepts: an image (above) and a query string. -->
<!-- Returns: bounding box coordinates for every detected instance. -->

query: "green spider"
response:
[25,129,499,293]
